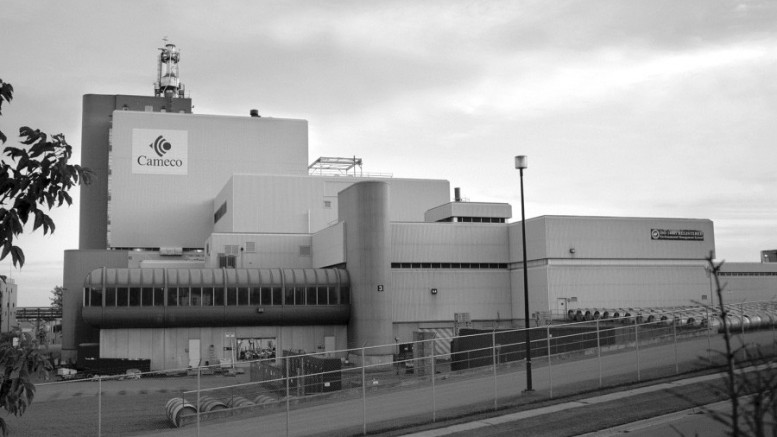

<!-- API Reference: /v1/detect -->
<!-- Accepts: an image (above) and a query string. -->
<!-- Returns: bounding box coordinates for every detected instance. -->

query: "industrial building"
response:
[62,43,777,370]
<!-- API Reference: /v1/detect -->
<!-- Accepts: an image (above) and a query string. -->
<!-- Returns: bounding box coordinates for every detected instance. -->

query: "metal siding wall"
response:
[507,217,548,262]
[109,113,308,248]
[543,216,715,260]
[209,233,313,268]
[510,267,549,322]
[212,178,234,233]
[391,223,509,262]
[392,271,511,322]
[312,222,345,267]
[546,263,710,309]
[717,276,777,302]
[228,175,449,236]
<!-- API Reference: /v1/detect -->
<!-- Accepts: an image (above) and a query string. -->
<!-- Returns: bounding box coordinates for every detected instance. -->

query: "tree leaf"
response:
[32,210,43,231]
[10,246,24,268]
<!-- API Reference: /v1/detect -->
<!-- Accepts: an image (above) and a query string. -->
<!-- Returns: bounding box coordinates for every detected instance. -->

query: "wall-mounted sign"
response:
[650,229,704,241]
[131,128,188,175]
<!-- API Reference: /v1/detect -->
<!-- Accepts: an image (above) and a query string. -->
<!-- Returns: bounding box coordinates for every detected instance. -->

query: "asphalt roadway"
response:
[140,330,776,437]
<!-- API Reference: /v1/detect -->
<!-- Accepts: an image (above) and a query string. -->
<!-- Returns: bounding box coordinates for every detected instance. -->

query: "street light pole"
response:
[515,155,533,392]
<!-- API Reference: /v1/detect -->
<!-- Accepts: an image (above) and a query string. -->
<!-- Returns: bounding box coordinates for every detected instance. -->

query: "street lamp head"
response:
[515,155,528,170]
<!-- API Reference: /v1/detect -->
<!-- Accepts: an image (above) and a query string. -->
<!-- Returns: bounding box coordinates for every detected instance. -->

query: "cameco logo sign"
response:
[132,129,188,175]
[150,135,172,157]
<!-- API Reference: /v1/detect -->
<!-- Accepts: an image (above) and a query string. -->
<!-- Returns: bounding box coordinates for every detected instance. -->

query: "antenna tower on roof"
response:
[154,39,185,98]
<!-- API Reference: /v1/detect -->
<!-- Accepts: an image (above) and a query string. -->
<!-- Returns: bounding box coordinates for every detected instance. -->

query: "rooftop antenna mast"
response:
[154,38,185,98]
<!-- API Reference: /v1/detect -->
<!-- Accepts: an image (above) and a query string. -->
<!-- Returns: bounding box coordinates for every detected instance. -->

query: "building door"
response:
[188,339,200,368]
[556,298,567,318]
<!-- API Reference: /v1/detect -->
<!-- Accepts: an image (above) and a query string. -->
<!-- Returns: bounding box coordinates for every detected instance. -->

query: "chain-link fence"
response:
[9,302,777,436]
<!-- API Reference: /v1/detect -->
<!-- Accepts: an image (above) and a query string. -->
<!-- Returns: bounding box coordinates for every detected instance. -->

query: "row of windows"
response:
[719,272,777,277]
[391,262,508,269]
[438,217,506,223]
[84,285,350,308]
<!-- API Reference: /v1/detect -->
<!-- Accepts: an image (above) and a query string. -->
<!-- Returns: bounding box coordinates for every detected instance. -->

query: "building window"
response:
[117,288,129,306]
[261,287,272,305]
[238,288,250,305]
[202,288,214,306]
[299,246,311,257]
[90,288,102,306]
[323,200,332,208]
[214,288,225,305]
[272,287,283,305]
[318,286,328,305]
[167,287,179,306]
[141,288,153,306]
[306,286,317,305]
[245,241,256,253]
[390,262,508,270]
[227,287,237,305]
[179,287,190,306]
[218,254,236,268]
[250,287,261,305]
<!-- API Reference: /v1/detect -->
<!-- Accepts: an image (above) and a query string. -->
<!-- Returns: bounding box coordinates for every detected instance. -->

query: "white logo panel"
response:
[131,129,188,175]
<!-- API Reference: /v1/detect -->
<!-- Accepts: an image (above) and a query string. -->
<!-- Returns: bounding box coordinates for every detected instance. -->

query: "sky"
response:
[2,0,777,306]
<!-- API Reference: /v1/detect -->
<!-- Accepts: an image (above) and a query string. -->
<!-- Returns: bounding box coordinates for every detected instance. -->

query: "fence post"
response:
[362,347,367,436]
[705,306,712,365]
[547,325,552,398]
[286,355,290,437]
[596,319,602,387]
[492,330,497,411]
[196,365,201,437]
[673,311,679,374]
[635,322,641,381]
[431,346,436,423]
[741,303,745,360]
[98,375,102,437]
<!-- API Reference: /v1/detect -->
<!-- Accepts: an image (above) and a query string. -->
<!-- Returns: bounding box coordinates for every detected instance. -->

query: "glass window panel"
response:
[129,288,141,306]
[106,288,116,306]
[294,287,304,305]
[250,288,261,305]
[90,288,103,307]
[214,288,225,306]
[154,288,164,306]
[179,287,190,306]
[167,287,178,306]
[306,287,317,305]
[190,288,202,306]
[117,288,129,306]
[261,287,272,305]
[285,287,294,305]
[273,287,282,305]
[238,288,249,305]
[141,288,153,306]
[83,288,89,306]
[227,287,237,306]
[328,287,338,305]
[317,287,328,305]
[202,288,214,306]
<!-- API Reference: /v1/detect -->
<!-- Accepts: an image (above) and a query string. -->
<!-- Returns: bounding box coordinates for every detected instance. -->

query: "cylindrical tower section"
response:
[338,181,392,362]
